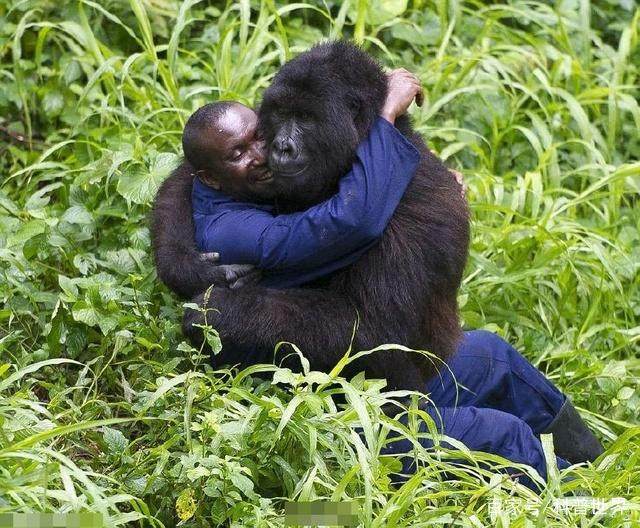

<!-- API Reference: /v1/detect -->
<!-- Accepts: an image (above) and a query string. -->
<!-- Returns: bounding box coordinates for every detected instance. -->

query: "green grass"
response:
[0,0,639,526]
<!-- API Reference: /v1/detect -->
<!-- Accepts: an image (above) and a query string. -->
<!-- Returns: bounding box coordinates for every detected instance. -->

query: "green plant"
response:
[0,1,638,525]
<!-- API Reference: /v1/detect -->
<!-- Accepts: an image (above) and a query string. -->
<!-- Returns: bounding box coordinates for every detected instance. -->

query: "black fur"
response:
[155,41,470,392]
[150,161,257,298]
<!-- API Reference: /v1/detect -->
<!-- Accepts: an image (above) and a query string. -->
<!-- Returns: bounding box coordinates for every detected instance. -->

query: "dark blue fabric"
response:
[374,331,570,491]
[192,116,420,288]
[425,330,566,433]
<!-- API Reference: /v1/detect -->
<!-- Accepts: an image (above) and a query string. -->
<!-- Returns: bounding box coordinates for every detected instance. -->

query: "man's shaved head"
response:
[182,101,239,170]
[182,101,273,201]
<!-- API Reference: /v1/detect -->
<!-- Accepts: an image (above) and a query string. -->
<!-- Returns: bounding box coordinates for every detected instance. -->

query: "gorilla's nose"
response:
[271,136,298,161]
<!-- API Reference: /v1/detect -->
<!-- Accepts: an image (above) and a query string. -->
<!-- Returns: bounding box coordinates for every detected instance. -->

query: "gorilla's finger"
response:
[229,270,262,289]
[416,88,424,107]
[222,264,256,284]
[233,264,257,276]
[199,252,220,262]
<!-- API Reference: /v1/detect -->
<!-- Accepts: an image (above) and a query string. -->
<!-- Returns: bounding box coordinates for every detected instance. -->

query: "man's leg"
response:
[425,330,565,432]
[381,406,570,491]
[424,330,603,463]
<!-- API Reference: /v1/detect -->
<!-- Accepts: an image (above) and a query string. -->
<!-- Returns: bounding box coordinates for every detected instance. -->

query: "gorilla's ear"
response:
[346,93,362,116]
[348,92,374,136]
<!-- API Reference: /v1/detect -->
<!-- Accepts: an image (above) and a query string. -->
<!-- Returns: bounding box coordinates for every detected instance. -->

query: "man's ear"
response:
[197,169,221,190]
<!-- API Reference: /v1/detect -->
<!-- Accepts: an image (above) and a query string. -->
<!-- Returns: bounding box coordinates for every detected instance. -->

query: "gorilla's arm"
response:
[182,285,432,392]
[183,286,357,372]
[151,162,258,298]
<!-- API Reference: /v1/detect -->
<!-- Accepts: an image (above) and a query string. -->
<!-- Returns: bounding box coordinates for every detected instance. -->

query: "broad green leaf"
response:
[359,0,407,25]
[117,152,179,205]
[61,206,93,225]
[176,488,196,522]
[0,358,82,392]
[7,220,47,248]
[42,91,65,116]
[103,426,128,454]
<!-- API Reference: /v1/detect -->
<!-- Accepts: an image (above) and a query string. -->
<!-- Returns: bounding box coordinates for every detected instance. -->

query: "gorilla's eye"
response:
[297,111,312,121]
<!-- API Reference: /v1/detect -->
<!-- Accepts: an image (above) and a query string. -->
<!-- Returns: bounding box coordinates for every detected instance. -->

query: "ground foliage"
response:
[0,0,639,526]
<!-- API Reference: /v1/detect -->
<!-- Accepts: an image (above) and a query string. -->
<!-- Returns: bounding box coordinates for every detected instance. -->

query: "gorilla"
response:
[152,41,470,392]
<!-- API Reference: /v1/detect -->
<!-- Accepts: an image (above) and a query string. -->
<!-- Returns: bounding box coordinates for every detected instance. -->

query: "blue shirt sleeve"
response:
[193,116,420,272]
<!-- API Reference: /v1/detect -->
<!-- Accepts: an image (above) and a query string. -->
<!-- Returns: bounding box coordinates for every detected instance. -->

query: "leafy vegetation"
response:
[0,0,638,526]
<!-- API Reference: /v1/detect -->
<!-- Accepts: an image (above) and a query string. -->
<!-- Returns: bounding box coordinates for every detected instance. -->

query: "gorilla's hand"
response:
[199,252,262,290]
[198,252,220,262]
[197,252,262,289]
[212,264,262,289]
[224,265,262,289]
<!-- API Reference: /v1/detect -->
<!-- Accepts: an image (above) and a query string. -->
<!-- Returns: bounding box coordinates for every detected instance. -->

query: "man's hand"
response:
[451,170,466,199]
[380,68,424,124]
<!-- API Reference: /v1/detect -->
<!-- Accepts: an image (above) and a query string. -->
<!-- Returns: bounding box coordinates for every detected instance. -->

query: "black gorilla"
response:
[152,41,470,392]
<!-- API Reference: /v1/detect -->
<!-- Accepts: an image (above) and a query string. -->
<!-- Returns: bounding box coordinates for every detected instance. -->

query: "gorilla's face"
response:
[258,41,387,210]
[260,91,359,206]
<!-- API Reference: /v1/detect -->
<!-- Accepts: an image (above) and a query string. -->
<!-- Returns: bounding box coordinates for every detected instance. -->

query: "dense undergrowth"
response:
[0,0,638,526]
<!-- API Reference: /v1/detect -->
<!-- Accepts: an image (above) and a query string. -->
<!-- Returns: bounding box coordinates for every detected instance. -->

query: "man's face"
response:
[201,104,274,200]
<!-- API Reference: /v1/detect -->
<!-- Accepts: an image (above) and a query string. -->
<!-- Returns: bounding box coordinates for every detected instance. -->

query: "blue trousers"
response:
[378,330,570,489]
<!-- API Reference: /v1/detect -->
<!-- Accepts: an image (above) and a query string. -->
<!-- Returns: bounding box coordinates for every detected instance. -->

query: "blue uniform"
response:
[378,330,570,490]
[191,117,571,490]
[192,116,420,288]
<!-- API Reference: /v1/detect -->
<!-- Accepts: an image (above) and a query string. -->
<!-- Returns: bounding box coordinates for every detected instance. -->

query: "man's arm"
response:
[195,116,420,273]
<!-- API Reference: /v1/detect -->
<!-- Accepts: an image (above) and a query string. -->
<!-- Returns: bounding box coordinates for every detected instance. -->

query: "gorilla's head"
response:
[259,41,387,210]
